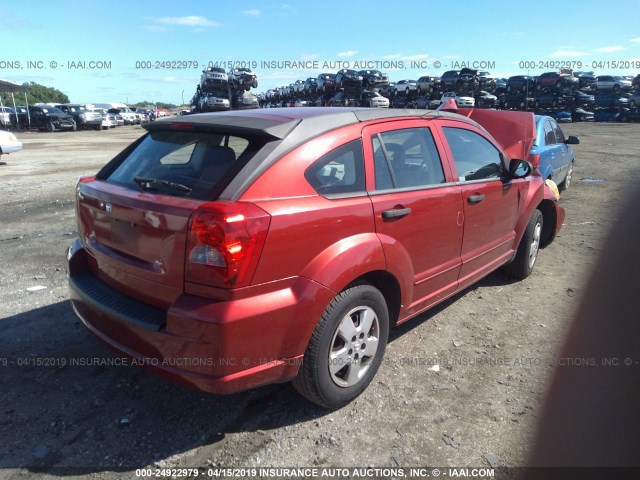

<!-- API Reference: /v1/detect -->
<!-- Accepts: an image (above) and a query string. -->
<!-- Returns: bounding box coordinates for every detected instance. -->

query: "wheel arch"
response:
[297,235,408,338]
[355,270,402,328]
[539,162,553,180]
[537,198,558,248]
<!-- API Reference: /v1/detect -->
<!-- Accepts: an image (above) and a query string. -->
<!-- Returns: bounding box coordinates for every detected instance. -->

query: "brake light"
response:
[168,122,195,130]
[186,202,271,288]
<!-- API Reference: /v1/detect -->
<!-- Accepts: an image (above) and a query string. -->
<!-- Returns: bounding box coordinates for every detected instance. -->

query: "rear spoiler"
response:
[455,108,536,161]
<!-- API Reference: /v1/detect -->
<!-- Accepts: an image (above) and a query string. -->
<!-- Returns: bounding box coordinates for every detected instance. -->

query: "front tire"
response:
[293,282,389,409]
[504,210,543,280]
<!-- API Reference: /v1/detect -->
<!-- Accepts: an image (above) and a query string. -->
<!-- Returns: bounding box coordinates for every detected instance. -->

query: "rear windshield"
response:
[104,130,269,200]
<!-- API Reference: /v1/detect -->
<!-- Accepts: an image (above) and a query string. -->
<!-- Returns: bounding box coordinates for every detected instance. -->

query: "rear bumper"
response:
[67,239,332,394]
[0,141,22,154]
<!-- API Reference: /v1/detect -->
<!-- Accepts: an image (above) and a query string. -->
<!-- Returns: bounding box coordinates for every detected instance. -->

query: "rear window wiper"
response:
[133,176,192,193]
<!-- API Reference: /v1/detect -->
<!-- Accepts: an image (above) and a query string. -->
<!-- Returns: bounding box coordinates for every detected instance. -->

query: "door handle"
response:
[467,194,485,204]
[382,207,412,219]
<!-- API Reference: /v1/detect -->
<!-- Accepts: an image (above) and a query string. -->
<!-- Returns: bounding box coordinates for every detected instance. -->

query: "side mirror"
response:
[565,135,580,145]
[509,159,533,178]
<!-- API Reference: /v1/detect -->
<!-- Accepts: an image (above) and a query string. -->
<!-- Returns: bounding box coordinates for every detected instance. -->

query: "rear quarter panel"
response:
[240,123,387,292]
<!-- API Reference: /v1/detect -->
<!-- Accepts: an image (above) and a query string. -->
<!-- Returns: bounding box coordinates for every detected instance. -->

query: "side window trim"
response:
[368,180,459,196]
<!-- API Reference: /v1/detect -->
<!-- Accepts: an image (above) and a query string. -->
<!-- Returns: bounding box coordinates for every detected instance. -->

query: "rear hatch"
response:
[76,121,286,308]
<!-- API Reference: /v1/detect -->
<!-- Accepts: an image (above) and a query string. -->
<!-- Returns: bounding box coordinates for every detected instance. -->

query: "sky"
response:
[1,0,639,106]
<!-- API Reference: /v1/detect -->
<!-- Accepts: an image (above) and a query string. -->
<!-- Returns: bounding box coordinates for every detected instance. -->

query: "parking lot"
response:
[1,122,639,476]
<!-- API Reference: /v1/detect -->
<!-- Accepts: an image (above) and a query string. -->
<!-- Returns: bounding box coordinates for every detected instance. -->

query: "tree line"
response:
[1,82,177,109]
[1,82,69,106]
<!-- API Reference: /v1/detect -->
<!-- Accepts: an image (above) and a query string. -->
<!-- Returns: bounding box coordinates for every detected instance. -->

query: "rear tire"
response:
[292,282,389,409]
[558,162,573,192]
[504,210,543,280]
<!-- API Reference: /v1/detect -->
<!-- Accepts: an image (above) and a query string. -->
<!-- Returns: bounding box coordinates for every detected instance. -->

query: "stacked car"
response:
[190,65,260,113]
[258,64,638,121]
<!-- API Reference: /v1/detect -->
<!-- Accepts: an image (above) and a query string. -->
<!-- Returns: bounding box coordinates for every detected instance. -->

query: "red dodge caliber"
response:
[68,107,564,408]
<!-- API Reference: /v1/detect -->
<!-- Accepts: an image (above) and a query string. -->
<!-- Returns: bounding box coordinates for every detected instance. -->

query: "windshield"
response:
[41,107,64,114]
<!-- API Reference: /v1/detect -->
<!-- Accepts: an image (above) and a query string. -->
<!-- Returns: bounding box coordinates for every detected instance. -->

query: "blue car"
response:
[528,115,579,192]
[551,111,573,123]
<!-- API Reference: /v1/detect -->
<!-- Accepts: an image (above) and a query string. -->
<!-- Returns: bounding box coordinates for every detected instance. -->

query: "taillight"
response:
[186,202,271,288]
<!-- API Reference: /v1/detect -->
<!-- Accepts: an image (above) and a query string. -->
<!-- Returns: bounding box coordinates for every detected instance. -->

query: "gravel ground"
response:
[0,121,638,479]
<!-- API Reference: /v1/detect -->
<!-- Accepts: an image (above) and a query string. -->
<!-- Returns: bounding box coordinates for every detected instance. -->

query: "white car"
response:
[441,91,475,107]
[1,107,18,129]
[113,106,140,125]
[89,108,117,129]
[361,91,390,108]
[102,113,118,129]
[0,130,22,156]
[394,80,418,95]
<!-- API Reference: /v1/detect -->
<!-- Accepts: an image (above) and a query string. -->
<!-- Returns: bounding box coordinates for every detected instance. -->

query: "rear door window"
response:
[104,130,267,200]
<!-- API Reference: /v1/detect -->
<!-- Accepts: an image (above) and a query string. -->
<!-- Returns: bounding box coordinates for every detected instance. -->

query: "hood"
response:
[456,108,536,161]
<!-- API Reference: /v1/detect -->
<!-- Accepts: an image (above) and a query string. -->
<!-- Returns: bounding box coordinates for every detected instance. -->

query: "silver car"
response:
[596,75,632,92]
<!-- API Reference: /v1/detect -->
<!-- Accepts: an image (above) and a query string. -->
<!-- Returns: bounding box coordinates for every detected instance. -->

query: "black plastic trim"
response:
[69,272,166,331]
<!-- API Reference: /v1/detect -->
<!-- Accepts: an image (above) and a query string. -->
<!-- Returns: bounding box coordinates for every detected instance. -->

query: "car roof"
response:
[146,107,475,139]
